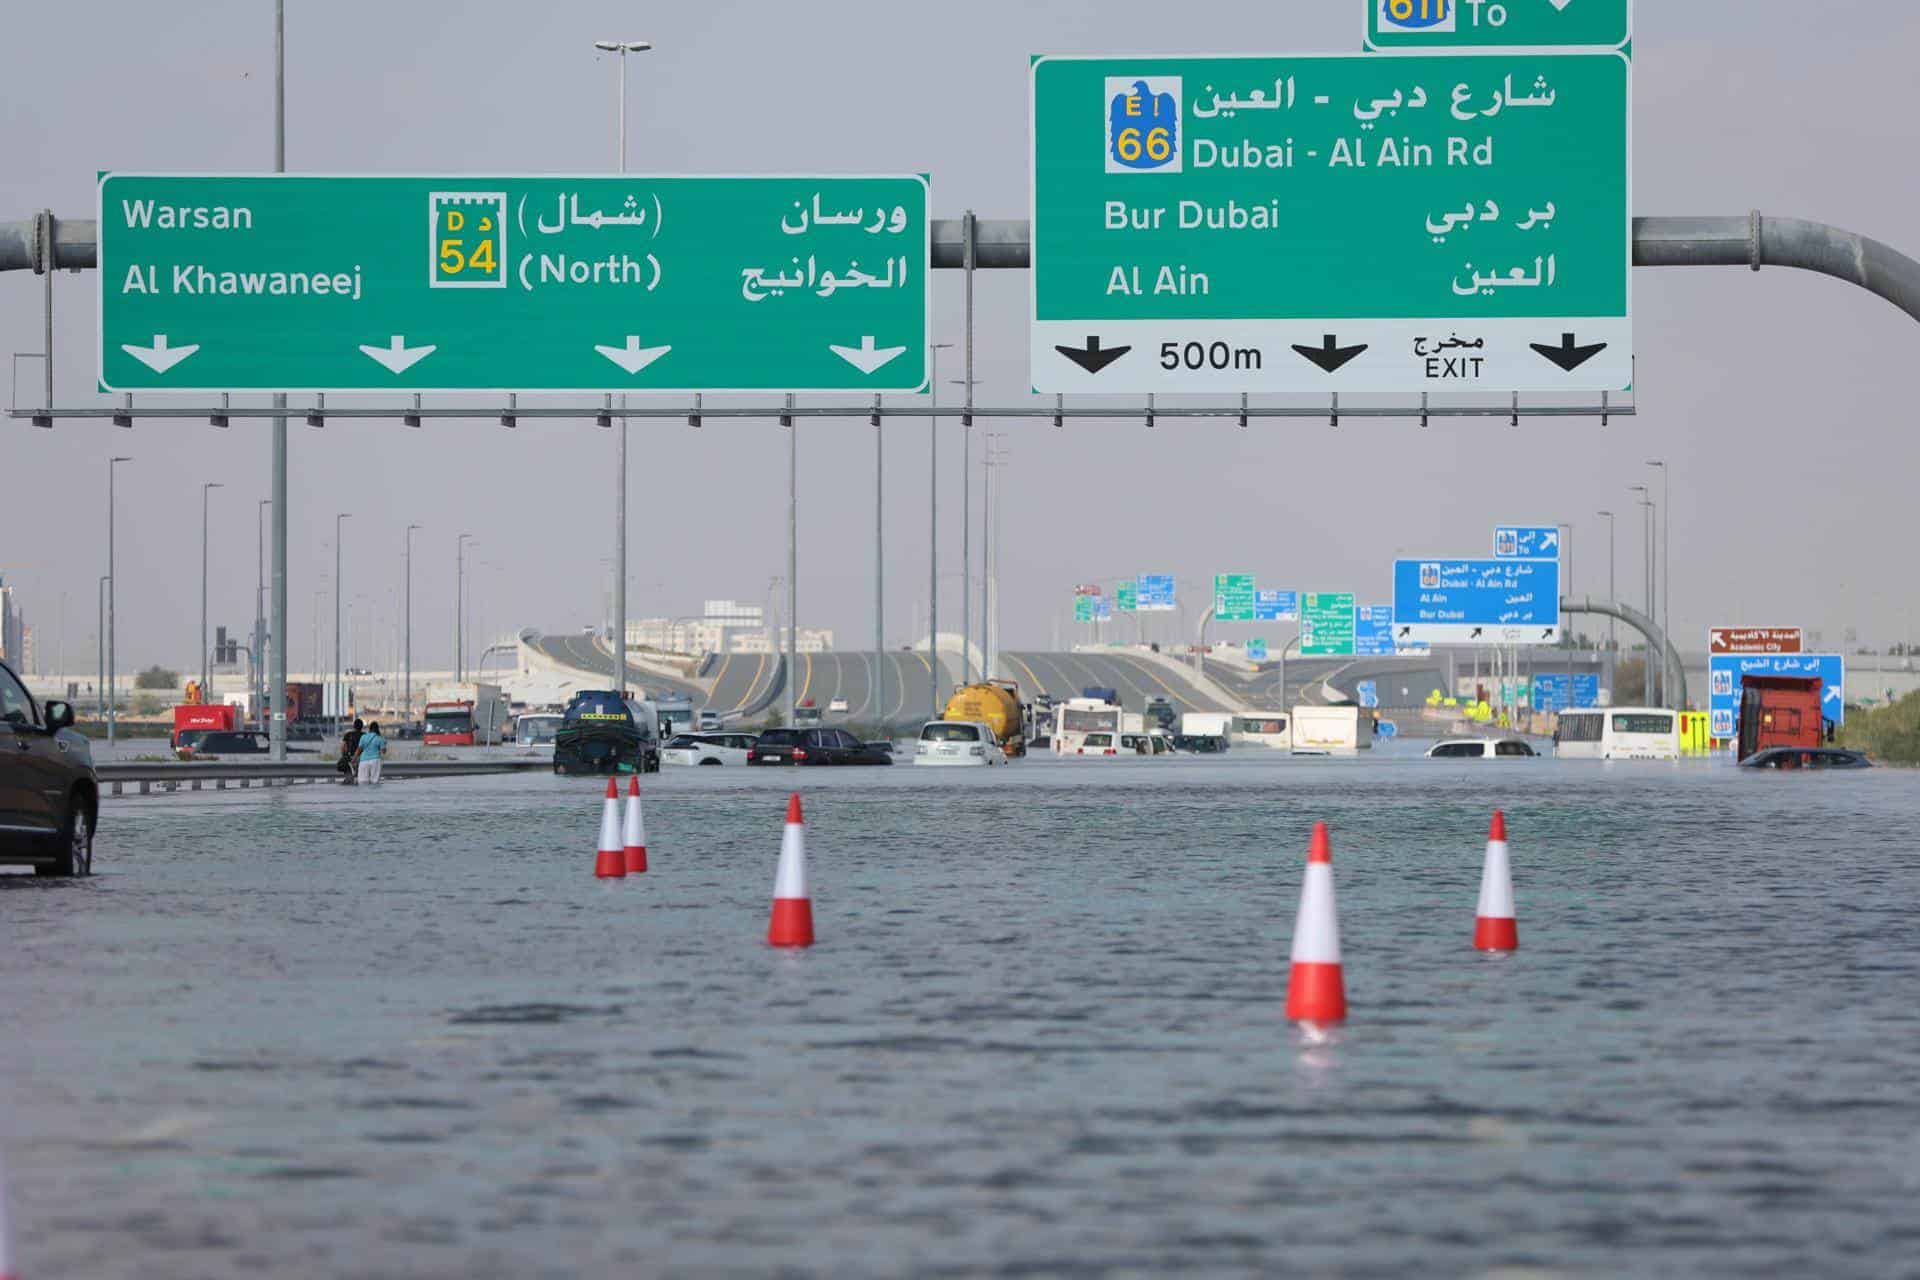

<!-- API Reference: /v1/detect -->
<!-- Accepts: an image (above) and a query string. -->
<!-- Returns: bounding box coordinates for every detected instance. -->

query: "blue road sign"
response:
[1495,525,1562,559]
[1533,672,1601,713]
[1393,558,1562,645]
[1137,574,1177,612]
[1247,638,1269,662]
[1376,719,1399,741]
[1254,590,1300,622]
[1356,680,1380,709]
[1355,605,1398,656]
[1708,653,1846,738]
[1094,594,1115,623]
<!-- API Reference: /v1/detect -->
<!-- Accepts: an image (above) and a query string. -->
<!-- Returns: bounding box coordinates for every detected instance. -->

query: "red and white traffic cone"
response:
[768,793,814,947]
[1474,810,1518,952]
[594,779,626,879]
[623,777,648,875]
[1285,822,1348,1028]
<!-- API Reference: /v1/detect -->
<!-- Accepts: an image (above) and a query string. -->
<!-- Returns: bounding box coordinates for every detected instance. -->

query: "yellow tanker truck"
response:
[942,679,1028,758]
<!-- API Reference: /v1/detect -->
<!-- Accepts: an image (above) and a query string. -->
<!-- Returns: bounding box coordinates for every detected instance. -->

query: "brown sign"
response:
[1710,627,1804,656]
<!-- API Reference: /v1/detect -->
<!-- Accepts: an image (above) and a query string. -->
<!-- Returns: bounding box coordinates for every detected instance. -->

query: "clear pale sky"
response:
[3,0,1917,672]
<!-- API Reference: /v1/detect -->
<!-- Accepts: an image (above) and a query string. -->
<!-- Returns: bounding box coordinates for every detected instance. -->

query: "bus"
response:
[1229,713,1291,751]
[1554,708,1680,761]
[1054,697,1125,756]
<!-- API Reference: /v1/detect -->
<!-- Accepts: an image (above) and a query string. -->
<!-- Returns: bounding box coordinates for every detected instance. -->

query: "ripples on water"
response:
[4,753,1918,1276]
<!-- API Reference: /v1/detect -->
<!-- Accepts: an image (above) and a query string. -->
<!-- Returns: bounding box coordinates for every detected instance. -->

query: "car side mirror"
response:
[45,700,75,731]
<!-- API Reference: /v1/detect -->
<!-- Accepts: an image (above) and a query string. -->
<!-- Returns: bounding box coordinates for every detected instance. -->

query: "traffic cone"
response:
[594,779,626,879]
[1285,822,1347,1027]
[768,793,814,947]
[623,777,648,874]
[1474,810,1518,952]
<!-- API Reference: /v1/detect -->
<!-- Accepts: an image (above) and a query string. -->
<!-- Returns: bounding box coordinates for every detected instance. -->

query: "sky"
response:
[4,0,1919,673]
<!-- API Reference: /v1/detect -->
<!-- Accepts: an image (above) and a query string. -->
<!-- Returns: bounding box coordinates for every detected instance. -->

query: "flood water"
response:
[4,750,1918,1277]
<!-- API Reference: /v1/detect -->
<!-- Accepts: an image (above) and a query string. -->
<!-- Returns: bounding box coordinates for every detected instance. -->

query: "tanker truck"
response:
[942,679,1028,758]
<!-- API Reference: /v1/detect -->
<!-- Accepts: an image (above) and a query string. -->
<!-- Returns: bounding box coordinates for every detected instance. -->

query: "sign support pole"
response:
[961,210,975,685]
[873,395,884,731]
[785,394,797,726]
[268,0,288,762]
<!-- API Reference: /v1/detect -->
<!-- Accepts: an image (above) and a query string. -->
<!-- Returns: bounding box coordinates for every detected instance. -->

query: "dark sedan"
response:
[1740,747,1873,770]
[748,727,893,766]
[1,660,98,876]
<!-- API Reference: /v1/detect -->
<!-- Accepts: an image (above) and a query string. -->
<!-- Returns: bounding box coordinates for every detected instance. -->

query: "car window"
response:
[1432,743,1479,758]
[1495,741,1535,757]
[758,729,803,747]
[0,667,38,727]
[834,730,860,749]
[729,736,755,749]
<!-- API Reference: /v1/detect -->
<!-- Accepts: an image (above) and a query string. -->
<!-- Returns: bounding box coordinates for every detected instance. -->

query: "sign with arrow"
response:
[1708,653,1846,738]
[1366,0,1632,52]
[1393,557,1562,644]
[98,173,930,392]
[1494,524,1560,559]
[1029,53,1631,392]
[1302,592,1358,657]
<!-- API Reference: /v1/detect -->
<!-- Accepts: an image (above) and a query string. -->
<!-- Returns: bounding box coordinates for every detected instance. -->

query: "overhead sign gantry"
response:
[97,173,931,393]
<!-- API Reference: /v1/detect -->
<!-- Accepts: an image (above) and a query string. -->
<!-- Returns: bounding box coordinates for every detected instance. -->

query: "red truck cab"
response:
[423,700,478,746]
[1738,676,1826,762]
[172,702,239,750]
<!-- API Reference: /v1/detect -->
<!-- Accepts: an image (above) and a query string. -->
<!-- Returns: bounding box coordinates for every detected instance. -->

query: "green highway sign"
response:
[1366,1,1631,52]
[1302,593,1359,657]
[1116,580,1139,612]
[1030,53,1631,393]
[1075,595,1098,624]
[1214,573,1256,622]
[98,173,931,393]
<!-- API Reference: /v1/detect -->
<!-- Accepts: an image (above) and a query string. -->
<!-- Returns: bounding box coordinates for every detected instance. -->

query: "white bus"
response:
[1228,713,1291,751]
[1555,708,1680,761]
[1054,698,1125,756]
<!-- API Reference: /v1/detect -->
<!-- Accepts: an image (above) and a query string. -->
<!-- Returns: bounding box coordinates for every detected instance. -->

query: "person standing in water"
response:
[356,721,387,787]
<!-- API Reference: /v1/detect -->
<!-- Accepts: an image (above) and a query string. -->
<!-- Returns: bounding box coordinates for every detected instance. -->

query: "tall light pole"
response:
[950,376,978,683]
[201,481,224,697]
[334,512,351,731]
[1646,459,1672,705]
[594,38,652,704]
[1558,521,1575,709]
[405,523,421,725]
[256,498,270,726]
[927,341,953,718]
[106,455,131,745]
[456,533,474,683]
[1595,510,1617,653]
[986,435,1010,682]
[96,575,108,723]
[1631,484,1655,706]
[268,0,290,761]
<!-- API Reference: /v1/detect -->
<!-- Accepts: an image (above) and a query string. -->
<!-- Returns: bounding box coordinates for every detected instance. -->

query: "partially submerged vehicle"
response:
[553,690,661,776]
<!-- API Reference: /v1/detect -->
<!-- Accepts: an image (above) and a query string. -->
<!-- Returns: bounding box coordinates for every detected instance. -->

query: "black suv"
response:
[1,660,98,876]
[748,727,893,766]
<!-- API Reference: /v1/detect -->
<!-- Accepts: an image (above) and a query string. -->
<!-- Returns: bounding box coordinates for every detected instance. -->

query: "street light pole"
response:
[256,498,270,726]
[594,38,652,704]
[334,512,350,731]
[201,482,224,697]
[1631,485,1654,706]
[106,456,131,745]
[927,342,953,718]
[1647,459,1672,706]
[456,533,474,683]
[1596,510,1617,652]
[1559,521,1575,713]
[405,523,421,726]
[96,575,107,724]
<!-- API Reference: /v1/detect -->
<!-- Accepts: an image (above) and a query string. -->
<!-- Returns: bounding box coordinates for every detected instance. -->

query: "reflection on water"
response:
[3,753,1918,1275]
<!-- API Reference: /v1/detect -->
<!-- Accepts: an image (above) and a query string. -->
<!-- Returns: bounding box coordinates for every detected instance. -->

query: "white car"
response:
[1426,738,1539,760]
[913,720,1007,766]
[662,732,759,766]
[828,697,850,714]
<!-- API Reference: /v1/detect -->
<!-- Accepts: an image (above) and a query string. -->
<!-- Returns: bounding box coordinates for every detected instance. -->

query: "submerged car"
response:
[553,690,661,776]
[1740,747,1873,770]
[662,732,758,766]
[748,728,892,766]
[913,720,1007,767]
[1426,738,1540,759]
